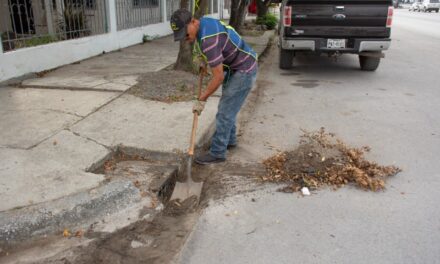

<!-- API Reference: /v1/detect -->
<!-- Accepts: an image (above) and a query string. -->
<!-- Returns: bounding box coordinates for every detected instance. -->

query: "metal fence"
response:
[213,0,218,13]
[166,0,179,20]
[1,0,108,52]
[116,0,162,31]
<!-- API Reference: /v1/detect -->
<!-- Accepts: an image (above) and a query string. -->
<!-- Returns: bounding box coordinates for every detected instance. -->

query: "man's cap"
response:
[170,9,192,41]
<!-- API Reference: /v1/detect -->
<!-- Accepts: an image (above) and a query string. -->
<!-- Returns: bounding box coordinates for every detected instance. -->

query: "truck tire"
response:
[359,55,381,71]
[279,48,294,69]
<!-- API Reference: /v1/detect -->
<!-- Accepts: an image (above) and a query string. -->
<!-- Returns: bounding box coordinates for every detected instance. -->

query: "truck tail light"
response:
[283,6,292,27]
[386,6,393,28]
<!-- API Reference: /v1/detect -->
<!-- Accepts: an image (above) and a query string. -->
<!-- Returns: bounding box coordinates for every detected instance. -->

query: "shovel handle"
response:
[188,73,204,156]
[188,112,198,156]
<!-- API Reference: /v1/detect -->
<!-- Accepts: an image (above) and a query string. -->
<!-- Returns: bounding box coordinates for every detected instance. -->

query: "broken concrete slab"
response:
[0,130,109,212]
[71,94,219,152]
[0,158,178,259]
[0,87,119,149]
[21,36,178,91]
[0,180,146,244]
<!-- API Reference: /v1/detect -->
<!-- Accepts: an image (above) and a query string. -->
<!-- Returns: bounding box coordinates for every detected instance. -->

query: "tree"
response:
[256,0,272,20]
[174,0,209,72]
[229,0,249,33]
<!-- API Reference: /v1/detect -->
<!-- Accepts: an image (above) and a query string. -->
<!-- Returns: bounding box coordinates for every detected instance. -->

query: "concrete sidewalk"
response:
[0,30,273,245]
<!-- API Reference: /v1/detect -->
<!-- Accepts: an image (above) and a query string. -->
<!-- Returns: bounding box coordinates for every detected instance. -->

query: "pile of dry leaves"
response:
[262,128,401,193]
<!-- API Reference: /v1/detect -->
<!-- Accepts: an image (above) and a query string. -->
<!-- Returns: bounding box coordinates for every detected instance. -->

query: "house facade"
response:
[0,0,229,82]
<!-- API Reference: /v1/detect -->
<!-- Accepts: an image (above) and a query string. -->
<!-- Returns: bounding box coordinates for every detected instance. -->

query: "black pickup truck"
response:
[278,0,393,71]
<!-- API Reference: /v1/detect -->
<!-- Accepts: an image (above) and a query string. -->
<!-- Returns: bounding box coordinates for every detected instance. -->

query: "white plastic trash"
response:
[301,187,311,196]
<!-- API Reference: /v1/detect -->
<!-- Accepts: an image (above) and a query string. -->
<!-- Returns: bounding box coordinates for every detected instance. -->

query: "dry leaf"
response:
[63,229,71,237]
[262,129,401,193]
[75,230,84,238]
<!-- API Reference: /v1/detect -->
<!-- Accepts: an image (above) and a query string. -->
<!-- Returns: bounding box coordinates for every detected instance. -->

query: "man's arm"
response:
[199,64,224,101]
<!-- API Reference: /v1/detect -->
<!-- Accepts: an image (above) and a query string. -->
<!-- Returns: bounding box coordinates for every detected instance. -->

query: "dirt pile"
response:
[263,128,401,193]
[129,68,210,103]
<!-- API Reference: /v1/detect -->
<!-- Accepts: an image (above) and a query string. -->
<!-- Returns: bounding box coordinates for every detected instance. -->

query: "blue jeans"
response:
[209,67,257,159]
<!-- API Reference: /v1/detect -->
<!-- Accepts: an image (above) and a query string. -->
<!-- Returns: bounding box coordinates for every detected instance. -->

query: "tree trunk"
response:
[229,0,240,28]
[256,0,270,19]
[174,0,208,72]
[229,0,248,33]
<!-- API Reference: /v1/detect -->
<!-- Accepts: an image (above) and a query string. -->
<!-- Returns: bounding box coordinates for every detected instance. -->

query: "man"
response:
[171,9,258,165]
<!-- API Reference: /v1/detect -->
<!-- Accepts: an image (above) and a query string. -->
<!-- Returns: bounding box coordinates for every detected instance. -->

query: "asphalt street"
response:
[178,9,440,264]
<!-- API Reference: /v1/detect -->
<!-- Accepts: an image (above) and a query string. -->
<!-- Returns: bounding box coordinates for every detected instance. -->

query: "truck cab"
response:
[278,0,394,71]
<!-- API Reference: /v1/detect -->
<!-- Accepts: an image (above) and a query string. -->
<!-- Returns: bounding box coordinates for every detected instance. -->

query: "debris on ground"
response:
[301,187,311,196]
[63,229,71,238]
[164,196,198,216]
[263,128,401,193]
[74,230,84,238]
[241,20,267,36]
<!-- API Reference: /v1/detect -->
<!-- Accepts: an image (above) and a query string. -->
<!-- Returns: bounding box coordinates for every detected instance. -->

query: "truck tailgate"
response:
[286,0,392,37]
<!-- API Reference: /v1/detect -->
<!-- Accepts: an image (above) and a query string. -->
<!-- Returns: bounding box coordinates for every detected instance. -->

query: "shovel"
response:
[169,72,204,202]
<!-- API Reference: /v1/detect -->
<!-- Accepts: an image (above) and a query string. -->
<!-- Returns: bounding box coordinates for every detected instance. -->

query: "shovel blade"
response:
[170,181,204,202]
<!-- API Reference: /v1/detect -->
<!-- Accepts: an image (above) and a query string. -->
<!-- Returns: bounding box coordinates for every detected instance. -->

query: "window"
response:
[133,0,159,8]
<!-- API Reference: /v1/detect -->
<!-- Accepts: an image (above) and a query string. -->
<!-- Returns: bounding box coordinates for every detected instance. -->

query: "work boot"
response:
[195,153,226,165]
[227,144,237,150]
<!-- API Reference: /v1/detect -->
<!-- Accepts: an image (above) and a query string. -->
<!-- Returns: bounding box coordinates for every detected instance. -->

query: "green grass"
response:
[16,35,58,49]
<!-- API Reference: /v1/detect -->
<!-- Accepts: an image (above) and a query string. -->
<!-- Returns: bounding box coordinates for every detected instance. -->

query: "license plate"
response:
[327,39,346,49]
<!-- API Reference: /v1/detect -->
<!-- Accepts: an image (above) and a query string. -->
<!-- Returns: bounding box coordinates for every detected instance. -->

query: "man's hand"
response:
[193,100,206,115]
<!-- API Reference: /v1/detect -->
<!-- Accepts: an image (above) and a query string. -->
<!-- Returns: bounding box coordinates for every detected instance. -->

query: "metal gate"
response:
[116,0,163,31]
[1,0,108,52]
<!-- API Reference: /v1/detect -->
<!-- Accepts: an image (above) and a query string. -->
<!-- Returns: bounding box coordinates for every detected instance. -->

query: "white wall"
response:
[0,0,220,83]
[0,22,172,82]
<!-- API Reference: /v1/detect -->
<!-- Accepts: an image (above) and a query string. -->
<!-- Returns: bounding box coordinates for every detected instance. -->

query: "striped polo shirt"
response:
[199,27,257,73]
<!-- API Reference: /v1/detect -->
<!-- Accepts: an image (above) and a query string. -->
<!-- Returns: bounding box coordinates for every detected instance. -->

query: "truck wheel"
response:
[279,48,294,69]
[359,55,381,71]
[436,9,439,12]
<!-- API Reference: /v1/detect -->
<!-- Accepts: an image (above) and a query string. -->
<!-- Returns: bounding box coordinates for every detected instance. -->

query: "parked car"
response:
[278,0,393,71]
[420,0,440,12]
[409,1,422,11]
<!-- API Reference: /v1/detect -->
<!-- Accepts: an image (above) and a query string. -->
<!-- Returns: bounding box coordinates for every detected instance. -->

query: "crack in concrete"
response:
[68,129,111,151]
[17,79,124,150]
[1,108,84,118]
[0,145,26,150]
[26,127,71,150]
[19,84,126,93]
[69,89,125,128]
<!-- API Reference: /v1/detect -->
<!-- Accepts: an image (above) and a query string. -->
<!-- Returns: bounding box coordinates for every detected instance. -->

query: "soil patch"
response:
[241,20,266,37]
[165,196,199,216]
[128,69,210,102]
[263,128,401,193]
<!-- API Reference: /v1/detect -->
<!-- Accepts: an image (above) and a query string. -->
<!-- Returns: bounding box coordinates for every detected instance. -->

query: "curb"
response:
[0,180,144,245]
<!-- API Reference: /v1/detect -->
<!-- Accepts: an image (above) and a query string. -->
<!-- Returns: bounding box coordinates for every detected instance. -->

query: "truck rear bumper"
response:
[281,38,391,53]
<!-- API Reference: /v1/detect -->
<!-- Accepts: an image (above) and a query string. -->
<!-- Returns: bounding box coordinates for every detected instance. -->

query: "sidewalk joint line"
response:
[18,85,126,93]
[69,129,111,151]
